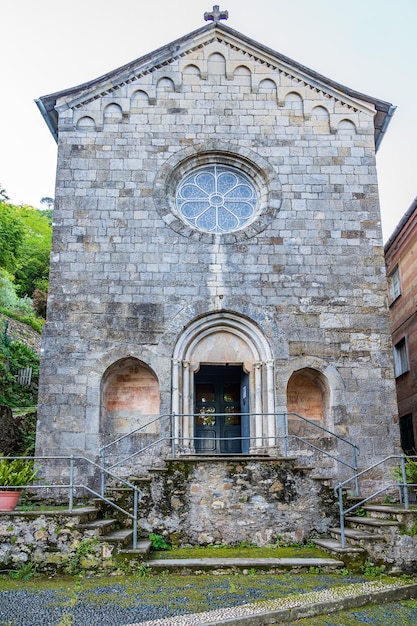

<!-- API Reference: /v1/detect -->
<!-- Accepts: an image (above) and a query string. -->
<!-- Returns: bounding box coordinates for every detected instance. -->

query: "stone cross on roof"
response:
[204,5,229,23]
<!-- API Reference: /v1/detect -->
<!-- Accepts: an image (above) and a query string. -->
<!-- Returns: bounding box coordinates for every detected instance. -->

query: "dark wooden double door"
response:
[194,364,249,454]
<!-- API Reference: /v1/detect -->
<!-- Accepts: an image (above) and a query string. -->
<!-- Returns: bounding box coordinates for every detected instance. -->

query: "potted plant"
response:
[0,457,40,511]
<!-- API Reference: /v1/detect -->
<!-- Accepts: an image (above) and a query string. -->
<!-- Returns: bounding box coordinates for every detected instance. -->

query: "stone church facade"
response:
[36,15,399,505]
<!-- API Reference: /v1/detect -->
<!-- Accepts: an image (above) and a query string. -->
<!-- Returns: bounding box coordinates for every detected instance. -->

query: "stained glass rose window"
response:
[176,165,258,233]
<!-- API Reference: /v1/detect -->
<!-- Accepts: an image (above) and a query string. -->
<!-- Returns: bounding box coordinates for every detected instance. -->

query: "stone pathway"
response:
[127,580,417,626]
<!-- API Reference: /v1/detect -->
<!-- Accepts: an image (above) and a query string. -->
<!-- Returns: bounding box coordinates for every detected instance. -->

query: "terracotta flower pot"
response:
[0,490,22,511]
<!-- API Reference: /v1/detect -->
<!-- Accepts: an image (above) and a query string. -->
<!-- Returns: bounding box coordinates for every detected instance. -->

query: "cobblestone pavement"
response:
[127,580,417,625]
[0,574,416,625]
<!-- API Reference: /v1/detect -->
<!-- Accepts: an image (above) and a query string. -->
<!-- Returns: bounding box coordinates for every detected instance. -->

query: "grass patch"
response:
[152,543,331,560]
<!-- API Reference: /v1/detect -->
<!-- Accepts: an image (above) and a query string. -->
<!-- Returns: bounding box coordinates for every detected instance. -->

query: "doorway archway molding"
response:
[172,312,275,450]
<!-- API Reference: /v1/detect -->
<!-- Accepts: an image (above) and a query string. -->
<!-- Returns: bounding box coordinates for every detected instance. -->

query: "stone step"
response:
[79,518,117,536]
[63,506,100,523]
[5,506,100,524]
[310,475,333,481]
[102,529,134,547]
[313,538,366,555]
[345,515,401,529]
[363,504,417,521]
[91,497,117,507]
[329,527,385,543]
[145,557,345,573]
[119,540,152,557]
[346,495,365,503]
[168,454,277,460]
[127,476,152,484]
[310,475,333,486]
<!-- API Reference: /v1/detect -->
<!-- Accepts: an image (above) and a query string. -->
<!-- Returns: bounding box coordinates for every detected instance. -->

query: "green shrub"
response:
[0,457,40,488]
[149,533,171,551]
[392,457,417,485]
[360,561,386,577]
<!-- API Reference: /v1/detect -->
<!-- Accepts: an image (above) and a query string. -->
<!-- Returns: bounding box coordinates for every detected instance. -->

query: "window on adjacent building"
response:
[393,337,409,377]
[388,266,401,303]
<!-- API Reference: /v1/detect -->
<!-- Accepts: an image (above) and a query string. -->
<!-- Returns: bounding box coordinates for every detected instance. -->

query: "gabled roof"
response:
[36,21,395,149]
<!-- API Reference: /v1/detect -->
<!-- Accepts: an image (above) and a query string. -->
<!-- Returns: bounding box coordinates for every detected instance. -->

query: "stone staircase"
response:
[69,470,345,572]
[70,500,345,573]
[94,458,362,566]
[83,498,152,557]
[313,502,417,572]
[79,458,417,573]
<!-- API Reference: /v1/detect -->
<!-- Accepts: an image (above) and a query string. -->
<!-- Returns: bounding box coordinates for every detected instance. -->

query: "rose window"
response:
[176,165,258,233]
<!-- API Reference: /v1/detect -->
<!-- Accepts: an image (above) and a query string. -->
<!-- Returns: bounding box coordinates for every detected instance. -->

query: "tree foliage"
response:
[40,196,54,210]
[0,203,25,274]
[13,204,52,297]
[0,188,46,415]
[0,199,52,306]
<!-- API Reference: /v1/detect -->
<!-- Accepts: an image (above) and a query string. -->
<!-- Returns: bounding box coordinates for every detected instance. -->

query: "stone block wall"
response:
[136,458,338,546]
[0,511,115,574]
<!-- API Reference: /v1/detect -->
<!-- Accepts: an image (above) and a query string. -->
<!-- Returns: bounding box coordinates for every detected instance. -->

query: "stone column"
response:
[172,359,180,444]
[253,362,263,449]
[182,361,193,449]
[266,359,276,445]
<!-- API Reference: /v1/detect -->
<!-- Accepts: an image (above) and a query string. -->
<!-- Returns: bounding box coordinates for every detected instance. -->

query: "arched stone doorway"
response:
[172,312,275,453]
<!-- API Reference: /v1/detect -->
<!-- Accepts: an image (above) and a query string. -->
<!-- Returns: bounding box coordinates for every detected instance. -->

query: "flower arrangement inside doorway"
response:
[0,457,40,511]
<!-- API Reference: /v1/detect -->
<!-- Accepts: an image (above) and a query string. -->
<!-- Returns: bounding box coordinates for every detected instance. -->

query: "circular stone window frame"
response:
[153,141,282,244]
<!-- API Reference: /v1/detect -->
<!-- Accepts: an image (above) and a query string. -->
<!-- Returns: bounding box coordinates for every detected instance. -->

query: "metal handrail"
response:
[334,455,417,548]
[100,414,172,470]
[101,414,171,453]
[97,410,361,531]
[290,435,358,471]
[99,411,360,481]
[0,455,142,549]
[285,412,359,455]
[100,412,359,458]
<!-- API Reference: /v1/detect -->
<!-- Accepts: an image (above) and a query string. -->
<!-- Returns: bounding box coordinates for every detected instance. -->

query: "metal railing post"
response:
[133,488,138,550]
[337,485,345,548]
[100,448,106,497]
[283,412,288,457]
[353,447,359,496]
[400,455,409,510]
[69,456,74,512]
[171,413,176,458]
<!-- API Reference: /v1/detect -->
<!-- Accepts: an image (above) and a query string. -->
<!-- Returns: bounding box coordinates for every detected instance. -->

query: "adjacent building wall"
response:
[385,198,417,453]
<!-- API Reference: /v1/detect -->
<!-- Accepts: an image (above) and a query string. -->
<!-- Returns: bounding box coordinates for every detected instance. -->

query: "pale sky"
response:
[1,0,416,241]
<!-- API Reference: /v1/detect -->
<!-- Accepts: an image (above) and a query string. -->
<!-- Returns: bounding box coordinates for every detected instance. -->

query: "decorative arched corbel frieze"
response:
[252,76,279,96]
[330,114,359,135]
[179,59,208,80]
[153,70,182,93]
[73,111,102,132]
[227,60,254,81]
